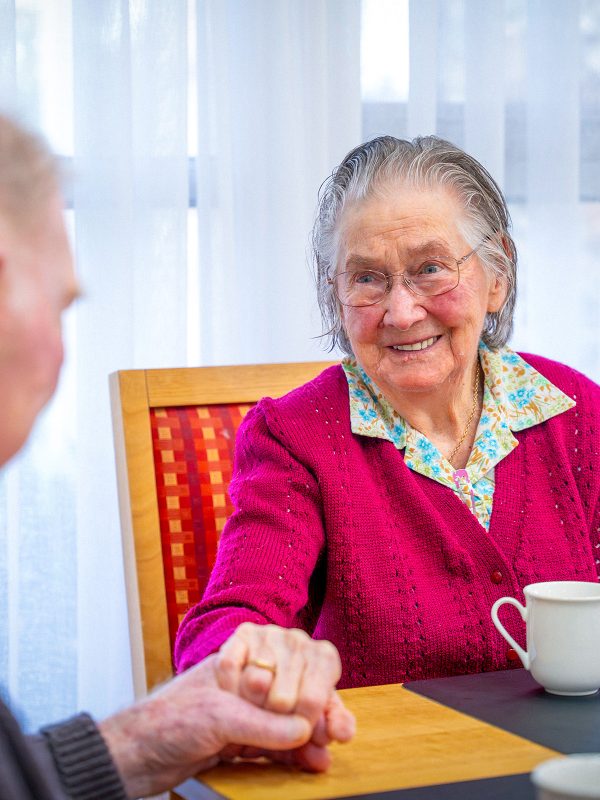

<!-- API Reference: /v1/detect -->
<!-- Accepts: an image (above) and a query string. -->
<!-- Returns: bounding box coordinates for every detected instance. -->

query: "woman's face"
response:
[336,184,507,401]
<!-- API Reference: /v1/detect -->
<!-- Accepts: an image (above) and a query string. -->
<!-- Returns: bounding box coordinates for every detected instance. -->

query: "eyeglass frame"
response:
[327,243,483,308]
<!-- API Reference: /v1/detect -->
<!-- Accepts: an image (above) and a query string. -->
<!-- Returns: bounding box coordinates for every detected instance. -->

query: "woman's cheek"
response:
[429,284,486,328]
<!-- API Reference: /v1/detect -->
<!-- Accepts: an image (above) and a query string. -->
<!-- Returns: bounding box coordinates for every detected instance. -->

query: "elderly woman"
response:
[175,136,600,712]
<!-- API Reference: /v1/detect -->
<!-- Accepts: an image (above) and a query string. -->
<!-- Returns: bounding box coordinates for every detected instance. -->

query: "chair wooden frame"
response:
[110,361,334,698]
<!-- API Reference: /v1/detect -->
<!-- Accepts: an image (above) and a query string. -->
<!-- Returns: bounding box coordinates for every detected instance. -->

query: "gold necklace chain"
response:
[448,366,481,465]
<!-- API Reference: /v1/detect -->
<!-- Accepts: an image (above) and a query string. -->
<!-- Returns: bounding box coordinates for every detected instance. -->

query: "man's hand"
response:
[99,650,354,799]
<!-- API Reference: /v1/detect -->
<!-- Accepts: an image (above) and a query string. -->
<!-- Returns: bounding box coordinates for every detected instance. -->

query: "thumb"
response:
[220,694,312,751]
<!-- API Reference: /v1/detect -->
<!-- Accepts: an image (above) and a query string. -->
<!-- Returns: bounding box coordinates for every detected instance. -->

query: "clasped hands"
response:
[216,622,356,771]
[100,622,355,799]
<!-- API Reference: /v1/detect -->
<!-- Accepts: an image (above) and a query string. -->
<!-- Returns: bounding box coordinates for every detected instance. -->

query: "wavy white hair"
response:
[312,135,517,355]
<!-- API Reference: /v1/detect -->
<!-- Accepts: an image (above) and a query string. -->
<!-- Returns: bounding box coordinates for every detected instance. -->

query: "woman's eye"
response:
[419,262,443,275]
[354,271,377,285]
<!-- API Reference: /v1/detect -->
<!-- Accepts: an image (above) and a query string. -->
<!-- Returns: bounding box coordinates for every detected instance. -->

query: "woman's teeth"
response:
[392,336,439,352]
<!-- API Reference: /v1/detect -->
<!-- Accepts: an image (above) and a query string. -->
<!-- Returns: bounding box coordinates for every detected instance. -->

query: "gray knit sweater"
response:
[0,694,127,800]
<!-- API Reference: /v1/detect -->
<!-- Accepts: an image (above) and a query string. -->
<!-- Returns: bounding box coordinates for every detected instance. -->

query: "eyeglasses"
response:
[328,245,480,308]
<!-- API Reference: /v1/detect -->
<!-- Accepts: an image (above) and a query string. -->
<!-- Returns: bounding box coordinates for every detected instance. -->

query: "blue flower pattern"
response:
[343,342,575,531]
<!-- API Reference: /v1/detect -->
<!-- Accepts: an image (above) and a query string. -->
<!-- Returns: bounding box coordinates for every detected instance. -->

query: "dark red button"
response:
[491,569,503,584]
[507,648,520,663]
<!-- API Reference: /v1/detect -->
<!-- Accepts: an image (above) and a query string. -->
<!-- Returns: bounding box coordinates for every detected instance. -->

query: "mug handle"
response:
[491,597,530,669]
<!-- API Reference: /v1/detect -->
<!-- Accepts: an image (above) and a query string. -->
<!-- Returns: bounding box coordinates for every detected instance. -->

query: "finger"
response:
[239,642,277,708]
[295,640,342,727]
[239,664,275,708]
[289,741,332,773]
[265,636,307,713]
[239,742,332,773]
[308,712,330,747]
[221,694,311,751]
[324,691,356,743]
[217,633,250,694]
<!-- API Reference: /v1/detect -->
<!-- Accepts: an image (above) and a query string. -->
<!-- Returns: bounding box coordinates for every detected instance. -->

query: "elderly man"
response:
[0,115,354,799]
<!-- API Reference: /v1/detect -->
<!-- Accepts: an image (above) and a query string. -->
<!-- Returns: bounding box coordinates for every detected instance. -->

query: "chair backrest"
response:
[110,362,334,697]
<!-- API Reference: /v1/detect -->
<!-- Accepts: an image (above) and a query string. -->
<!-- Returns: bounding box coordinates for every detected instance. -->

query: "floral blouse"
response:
[342,343,576,530]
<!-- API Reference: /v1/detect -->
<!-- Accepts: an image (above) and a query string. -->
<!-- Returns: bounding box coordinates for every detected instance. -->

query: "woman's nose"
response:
[381,278,428,330]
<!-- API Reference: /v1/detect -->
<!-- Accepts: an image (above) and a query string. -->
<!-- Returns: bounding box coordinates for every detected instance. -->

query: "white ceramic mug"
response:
[491,581,600,696]
[531,754,600,799]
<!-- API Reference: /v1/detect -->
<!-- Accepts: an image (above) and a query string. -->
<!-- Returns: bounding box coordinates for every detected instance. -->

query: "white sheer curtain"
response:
[1,0,599,734]
[0,0,361,729]
[195,0,361,364]
[364,0,600,381]
[71,0,191,722]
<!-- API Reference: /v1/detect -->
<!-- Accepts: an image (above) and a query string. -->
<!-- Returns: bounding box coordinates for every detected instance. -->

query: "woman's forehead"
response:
[337,184,467,255]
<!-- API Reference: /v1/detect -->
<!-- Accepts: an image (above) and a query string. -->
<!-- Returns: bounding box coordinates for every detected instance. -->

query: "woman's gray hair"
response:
[312,135,517,354]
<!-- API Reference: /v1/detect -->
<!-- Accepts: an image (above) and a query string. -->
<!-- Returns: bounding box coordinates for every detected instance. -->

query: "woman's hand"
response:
[215,621,356,764]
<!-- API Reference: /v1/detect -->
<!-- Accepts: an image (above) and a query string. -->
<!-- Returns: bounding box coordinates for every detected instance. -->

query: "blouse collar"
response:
[343,342,575,450]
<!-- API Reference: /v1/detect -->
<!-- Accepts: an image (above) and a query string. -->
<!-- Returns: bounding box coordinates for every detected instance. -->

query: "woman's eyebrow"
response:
[404,239,452,257]
[344,254,387,270]
[344,240,453,270]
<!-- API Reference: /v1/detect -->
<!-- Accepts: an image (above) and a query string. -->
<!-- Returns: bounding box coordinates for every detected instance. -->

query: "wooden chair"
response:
[109,361,334,699]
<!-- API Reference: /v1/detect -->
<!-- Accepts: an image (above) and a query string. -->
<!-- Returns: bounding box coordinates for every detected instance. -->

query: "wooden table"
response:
[172,669,600,800]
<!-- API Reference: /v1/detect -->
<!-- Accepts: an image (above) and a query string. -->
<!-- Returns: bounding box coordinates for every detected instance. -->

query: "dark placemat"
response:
[405,668,600,753]
[179,773,536,800]
[174,777,228,800]
[335,772,535,800]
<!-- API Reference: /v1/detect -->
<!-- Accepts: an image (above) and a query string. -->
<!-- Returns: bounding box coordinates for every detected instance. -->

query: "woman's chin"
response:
[376,368,449,396]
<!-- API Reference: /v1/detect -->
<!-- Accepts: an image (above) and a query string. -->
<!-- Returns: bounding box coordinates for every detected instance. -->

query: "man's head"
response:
[0,115,78,465]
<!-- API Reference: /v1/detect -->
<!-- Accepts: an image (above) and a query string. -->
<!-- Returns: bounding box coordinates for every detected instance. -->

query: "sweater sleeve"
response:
[174,400,326,672]
[0,695,126,800]
[39,714,127,800]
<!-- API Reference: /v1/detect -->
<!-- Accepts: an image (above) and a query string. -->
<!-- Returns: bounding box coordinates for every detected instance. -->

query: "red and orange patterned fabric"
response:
[150,403,254,650]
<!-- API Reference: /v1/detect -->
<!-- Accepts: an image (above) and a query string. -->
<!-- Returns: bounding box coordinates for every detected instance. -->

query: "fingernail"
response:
[286,715,311,741]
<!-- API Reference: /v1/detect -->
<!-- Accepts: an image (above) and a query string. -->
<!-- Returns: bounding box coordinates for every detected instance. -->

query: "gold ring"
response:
[245,658,277,675]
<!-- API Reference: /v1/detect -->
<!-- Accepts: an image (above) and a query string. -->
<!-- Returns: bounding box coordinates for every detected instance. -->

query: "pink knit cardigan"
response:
[174,354,600,688]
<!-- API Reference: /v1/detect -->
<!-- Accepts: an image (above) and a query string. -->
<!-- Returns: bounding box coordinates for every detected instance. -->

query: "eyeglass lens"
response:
[334,260,460,306]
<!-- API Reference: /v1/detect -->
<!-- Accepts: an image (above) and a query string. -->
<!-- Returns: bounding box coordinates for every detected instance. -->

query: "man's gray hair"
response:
[312,135,517,354]
[0,114,59,231]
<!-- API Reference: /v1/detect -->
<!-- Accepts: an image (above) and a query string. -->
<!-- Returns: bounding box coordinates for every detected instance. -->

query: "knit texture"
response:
[40,714,127,800]
[174,353,600,689]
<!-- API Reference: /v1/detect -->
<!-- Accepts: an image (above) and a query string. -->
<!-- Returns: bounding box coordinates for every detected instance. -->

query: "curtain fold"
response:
[195,0,362,365]
[464,0,505,186]
[72,0,189,718]
[522,0,583,365]
[407,0,437,138]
